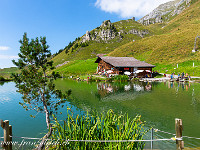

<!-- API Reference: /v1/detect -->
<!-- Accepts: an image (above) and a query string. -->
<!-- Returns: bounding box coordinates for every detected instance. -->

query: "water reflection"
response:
[167,81,191,91]
[1,80,200,149]
[54,79,200,149]
[96,82,153,99]
[0,81,5,86]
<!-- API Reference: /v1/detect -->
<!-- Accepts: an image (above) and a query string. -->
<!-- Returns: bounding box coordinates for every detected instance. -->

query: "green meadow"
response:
[55,58,98,76]
[0,67,19,79]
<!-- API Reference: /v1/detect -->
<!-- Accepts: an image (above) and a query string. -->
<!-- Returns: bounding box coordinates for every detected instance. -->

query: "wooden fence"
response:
[1,120,12,150]
[0,118,184,150]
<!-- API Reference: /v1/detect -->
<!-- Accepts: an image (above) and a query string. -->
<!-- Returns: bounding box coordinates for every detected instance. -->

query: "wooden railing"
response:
[0,119,184,150]
[1,120,12,150]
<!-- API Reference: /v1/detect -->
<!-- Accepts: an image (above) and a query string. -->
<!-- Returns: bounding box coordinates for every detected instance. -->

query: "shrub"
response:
[114,75,129,82]
[0,76,5,81]
[49,109,148,150]
[80,42,89,47]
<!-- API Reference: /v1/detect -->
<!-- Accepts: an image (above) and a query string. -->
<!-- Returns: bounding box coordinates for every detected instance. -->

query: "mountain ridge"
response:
[138,0,192,25]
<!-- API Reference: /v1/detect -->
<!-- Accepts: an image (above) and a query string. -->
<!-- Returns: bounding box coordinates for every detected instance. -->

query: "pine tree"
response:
[12,33,70,150]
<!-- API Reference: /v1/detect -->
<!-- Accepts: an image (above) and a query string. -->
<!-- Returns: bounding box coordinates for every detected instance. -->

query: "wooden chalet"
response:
[95,56,156,77]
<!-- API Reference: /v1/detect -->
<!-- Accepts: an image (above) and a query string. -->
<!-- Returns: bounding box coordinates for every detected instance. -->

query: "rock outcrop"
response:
[82,20,118,43]
[138,0,192,26]
[56,61,69,68]
[128,29,149,38]
[82,20,149,43]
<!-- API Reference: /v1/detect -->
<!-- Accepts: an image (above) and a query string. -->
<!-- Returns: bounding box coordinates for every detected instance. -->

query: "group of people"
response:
[145,74,151,78]
[170,72,191,80]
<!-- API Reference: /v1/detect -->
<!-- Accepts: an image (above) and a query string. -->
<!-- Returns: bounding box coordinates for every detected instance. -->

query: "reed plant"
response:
[49,109,149,150]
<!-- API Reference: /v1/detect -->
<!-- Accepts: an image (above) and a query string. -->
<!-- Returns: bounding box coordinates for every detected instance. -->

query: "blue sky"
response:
[0,0,171,68]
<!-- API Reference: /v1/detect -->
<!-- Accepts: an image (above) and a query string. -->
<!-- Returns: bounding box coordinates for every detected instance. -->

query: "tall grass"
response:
[49,109,149,150]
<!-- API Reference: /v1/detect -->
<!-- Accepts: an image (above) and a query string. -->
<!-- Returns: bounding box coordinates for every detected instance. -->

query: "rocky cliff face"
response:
[82,20,149,43]
[82,20,118,43]
[138,0,192,25]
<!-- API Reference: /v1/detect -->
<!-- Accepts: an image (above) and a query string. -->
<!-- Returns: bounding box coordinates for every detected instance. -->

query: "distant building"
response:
[95,56,155,77]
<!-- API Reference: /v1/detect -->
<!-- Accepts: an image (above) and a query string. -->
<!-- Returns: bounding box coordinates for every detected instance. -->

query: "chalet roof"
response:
[95,56,155,68]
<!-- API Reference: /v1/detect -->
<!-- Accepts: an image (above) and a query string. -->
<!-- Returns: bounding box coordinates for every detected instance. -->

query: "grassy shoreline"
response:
[0,76,12,81]
[0,67,19,80]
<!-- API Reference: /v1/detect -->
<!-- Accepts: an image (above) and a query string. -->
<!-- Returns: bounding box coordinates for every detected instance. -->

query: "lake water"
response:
[1,79,200,149]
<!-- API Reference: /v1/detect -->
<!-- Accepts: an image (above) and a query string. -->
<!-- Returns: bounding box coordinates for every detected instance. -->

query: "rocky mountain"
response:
[138,0,192,25]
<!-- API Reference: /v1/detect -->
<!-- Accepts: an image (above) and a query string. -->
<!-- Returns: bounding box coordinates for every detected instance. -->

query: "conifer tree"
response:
[12,33,70,150]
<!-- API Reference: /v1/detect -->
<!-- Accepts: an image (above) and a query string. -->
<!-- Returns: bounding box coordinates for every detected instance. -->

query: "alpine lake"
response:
[1,79,200,150]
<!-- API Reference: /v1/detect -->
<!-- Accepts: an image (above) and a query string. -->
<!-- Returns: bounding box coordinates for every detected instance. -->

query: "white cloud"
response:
[0,55,19,68]
[95,0,171,18]
[0,46,10,51]
[0,55,19,59]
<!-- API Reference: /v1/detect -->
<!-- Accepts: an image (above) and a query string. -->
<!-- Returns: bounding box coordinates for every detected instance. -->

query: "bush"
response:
[87,76,96,82]
[80,42,89,47]
[0,76,5,81]
[114,75,129,82]
[50,109,148,150]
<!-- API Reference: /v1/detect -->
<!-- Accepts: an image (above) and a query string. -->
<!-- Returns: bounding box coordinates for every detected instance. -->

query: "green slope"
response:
[51,19,159,67]
[110,1,200,62]
[0,67,19,79]
[54,58,97,76]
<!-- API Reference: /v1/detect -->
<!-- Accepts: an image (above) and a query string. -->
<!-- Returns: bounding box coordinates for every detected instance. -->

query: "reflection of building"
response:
[134,84,144,92]
[124,85,131,91]
[95,56,155,77]
[145,84,152,91]
[97,83,115,96]
[96,82,153,102]
[97,82,152,99]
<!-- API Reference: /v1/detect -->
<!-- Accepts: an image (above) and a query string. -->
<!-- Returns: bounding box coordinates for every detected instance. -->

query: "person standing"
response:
[171,73,173,79]
[181,72,185,79]
[189,74,191,81]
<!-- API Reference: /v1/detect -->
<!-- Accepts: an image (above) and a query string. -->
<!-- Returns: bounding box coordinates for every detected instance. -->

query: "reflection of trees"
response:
[0,81,5,86]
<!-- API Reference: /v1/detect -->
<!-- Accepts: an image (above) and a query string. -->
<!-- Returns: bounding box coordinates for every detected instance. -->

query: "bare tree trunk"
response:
[37,125,52,150]
[37,97,53,150]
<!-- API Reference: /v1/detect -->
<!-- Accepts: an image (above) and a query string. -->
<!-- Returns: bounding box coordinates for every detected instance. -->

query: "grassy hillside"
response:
[51,20,160,67]
[52,17,164,76]
[110,1,200,61]
[55,58,97,76]
[0,67,19,79]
